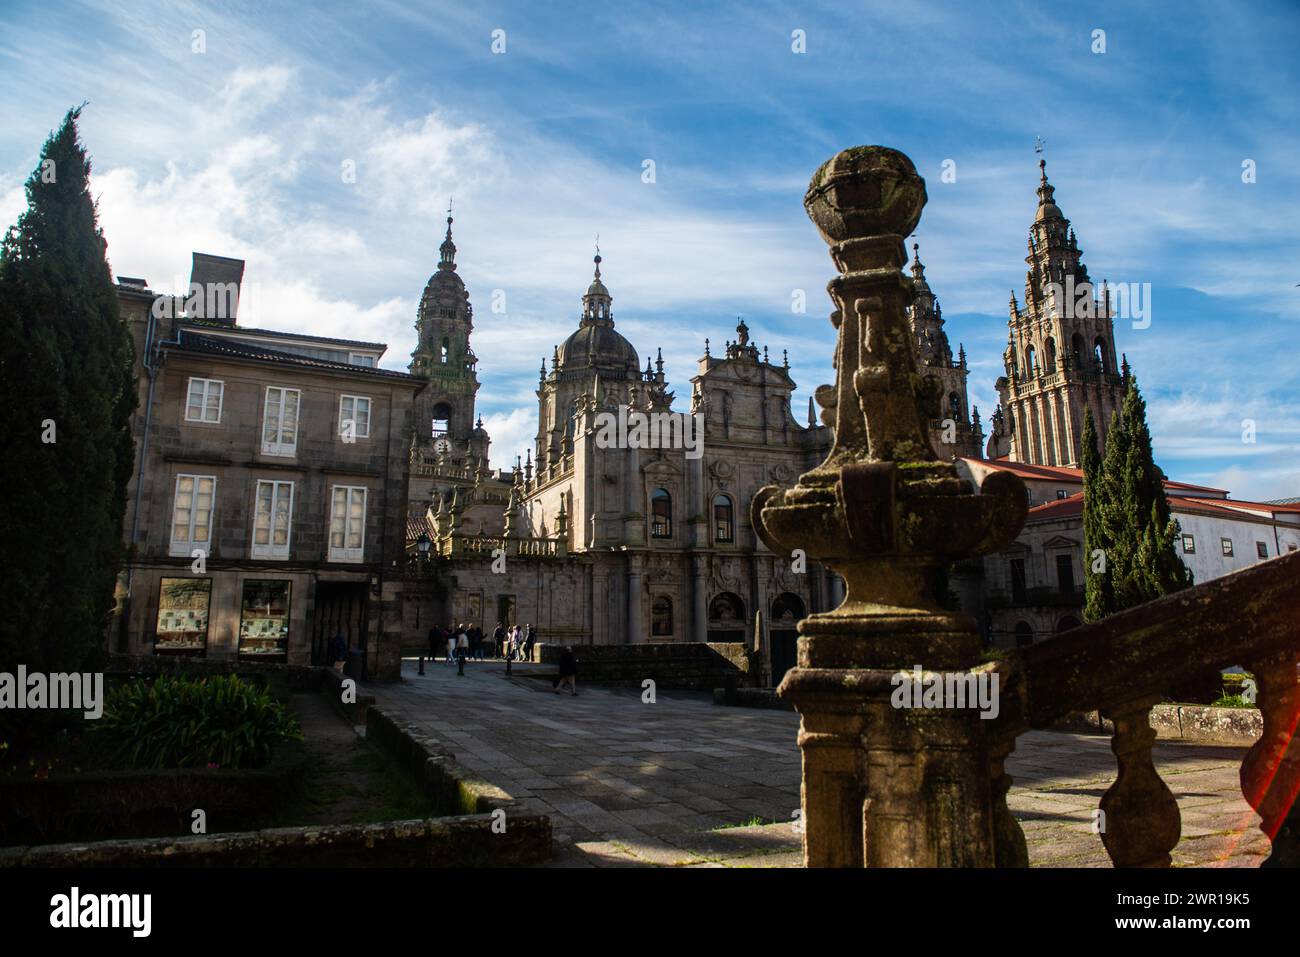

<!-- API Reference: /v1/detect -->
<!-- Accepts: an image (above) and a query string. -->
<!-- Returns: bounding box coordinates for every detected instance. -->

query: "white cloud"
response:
[481,406,535,471]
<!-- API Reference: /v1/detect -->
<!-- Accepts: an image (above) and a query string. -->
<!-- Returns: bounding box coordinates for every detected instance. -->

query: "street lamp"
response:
[416,532,431,560]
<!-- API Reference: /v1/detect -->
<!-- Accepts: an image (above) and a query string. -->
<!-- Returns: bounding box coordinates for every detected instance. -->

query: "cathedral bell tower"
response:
[906,243,982,459]
[409,208,488,465]
[987,158,1127,466]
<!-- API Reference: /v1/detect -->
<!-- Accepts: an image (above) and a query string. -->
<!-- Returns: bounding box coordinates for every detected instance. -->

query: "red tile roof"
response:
[1027,492,1084,521]
[963,457,1227,495]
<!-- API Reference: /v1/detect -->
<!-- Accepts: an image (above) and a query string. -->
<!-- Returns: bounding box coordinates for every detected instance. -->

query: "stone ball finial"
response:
[803,146,926,246]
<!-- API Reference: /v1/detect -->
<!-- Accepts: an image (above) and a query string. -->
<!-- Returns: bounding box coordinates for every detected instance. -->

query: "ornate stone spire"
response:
[439,199,457,269]
[581,245,613,325]
[1035,159,1061,220]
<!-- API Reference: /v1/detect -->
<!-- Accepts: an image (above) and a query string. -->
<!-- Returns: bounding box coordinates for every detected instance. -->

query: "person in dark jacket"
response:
[554,646,577,696]
[329,631,348,673]
[523,624,537,661]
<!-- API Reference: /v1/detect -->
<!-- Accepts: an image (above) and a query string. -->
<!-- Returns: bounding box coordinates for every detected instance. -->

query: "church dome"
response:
[557,250,639,371]
[560,323,639,369]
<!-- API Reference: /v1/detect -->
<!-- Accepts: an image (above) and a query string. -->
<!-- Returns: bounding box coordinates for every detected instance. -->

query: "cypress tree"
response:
[0,106,136,677]
[1080,377,1191,623]
[1080,409,1114,621]
[1118,378,1192,601]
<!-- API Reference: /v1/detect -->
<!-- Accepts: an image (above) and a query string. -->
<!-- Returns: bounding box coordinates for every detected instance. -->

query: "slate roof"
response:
[171,330,421,382]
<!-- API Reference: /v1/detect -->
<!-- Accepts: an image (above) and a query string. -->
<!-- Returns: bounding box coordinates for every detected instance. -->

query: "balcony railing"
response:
[984,549,1300,866]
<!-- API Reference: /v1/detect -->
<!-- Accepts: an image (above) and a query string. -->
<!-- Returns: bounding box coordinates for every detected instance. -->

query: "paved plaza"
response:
[369,659,1270,868]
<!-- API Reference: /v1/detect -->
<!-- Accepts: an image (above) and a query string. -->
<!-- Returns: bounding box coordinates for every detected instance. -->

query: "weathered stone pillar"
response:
[753,146,1027,868]
[626,554,643,644]
[692,554,709,642]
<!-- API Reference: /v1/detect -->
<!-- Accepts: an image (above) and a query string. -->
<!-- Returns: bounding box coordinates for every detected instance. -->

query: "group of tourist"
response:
[426,621,537,670]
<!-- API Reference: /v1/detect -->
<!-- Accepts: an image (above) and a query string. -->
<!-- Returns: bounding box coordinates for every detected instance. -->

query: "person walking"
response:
[523,623,537,662]
[444,625,457,666]
[455,625,469,676]
[492,622,505,659]
[329,630,348,674]
[427,624,441,661]
[554,645,578,696]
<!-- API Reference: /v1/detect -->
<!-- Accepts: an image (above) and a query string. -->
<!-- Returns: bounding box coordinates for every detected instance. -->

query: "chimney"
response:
[188,252,245,325]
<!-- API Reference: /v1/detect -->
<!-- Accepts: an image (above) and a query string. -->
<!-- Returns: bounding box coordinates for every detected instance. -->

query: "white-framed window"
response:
[262,387,301,457]
[1182,534,1196,554]
[338,395,371,441]
[251,480,294,559]
[349,353,376,367]
[169,474,216,558]
[328,485,367,563]
[185,378,224,423]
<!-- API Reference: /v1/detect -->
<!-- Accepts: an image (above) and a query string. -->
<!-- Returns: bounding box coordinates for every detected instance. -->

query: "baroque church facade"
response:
[401,220,842,682]
[399,157,1201,663]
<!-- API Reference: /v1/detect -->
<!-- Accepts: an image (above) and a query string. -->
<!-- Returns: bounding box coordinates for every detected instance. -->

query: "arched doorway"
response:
[1014,621,1033,648]
[770,593,805,687]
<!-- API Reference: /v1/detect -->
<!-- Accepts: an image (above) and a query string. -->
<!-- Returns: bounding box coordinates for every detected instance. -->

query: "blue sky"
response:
[2,0,1297,498]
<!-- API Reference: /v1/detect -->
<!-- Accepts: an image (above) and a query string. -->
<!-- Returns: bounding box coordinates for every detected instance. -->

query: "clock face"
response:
[434,438,452,455]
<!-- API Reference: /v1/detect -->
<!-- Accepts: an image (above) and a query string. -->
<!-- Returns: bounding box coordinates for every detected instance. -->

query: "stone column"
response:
[626,554,643,644]
[692,553,709,642]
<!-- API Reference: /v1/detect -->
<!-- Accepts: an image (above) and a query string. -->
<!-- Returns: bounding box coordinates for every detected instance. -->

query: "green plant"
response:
[92,675,301,769]
[1211,694,1256,710]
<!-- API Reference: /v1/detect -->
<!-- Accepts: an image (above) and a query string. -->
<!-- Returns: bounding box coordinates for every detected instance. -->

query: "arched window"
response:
[652,596,673,637]
[651,488,672,538]
[440,337,449,364]
[713,494,734,543]
[1045,337,1057,372]
[709,592,745,622]
[431,402,452,439]
[948,392,961,417]
[1014,621,1033,648]
[1071,333,1086,369]
[1026,345,1038,377]
[771,593,805,624]
[1093,338,1107,372]
[565,397,578,438]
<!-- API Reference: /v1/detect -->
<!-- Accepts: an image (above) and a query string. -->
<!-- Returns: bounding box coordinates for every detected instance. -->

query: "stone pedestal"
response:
[754,146,1026,868]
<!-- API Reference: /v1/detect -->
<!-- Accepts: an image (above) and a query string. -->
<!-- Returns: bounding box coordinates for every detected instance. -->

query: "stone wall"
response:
[1055,704,1262,745]
[534,641,752,691]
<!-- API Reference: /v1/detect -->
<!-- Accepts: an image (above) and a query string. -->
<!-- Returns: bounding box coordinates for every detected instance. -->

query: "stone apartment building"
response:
[114,253,424,681]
